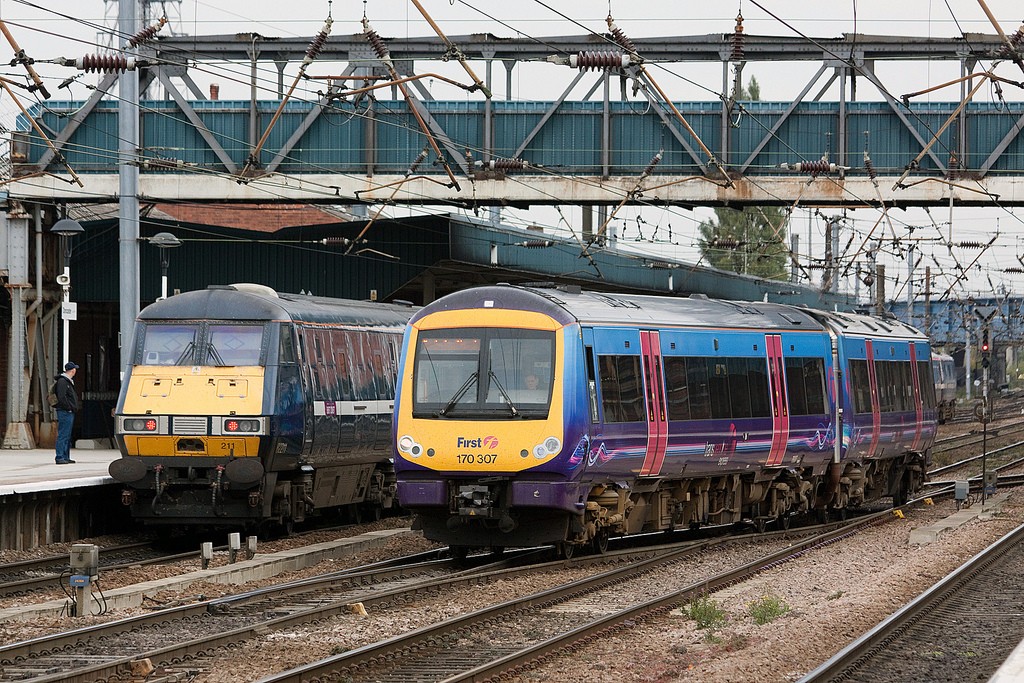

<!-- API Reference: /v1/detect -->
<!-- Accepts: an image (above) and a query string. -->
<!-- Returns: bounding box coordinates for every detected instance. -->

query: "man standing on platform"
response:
[54,361,79,464]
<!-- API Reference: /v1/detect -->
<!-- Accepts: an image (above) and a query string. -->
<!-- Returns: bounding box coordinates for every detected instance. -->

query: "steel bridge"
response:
[10,31,1024,208]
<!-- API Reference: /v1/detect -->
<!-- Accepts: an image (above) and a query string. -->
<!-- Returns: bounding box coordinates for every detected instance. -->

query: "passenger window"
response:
[598,355,645,423]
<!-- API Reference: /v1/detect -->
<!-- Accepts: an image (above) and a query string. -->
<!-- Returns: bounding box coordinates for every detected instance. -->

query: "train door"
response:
[765,334,790,466]
[639,330,668,476]
[295,327,315,449]
[908,344,924,451]
[864,339,881,458]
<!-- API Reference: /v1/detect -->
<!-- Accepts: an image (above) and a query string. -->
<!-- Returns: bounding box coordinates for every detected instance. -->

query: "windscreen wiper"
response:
[173,340,195,366]
[488,370,519,417]
[439,371,478,417]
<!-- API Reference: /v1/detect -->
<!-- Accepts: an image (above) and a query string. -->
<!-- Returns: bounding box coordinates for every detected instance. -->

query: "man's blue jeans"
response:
[55,409,74,462]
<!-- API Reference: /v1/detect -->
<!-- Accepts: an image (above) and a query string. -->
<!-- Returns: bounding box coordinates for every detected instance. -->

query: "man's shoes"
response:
[55,459,75,464]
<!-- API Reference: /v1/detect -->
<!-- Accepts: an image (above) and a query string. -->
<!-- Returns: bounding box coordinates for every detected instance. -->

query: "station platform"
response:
[0,444,120,494]
[0,444,126,551]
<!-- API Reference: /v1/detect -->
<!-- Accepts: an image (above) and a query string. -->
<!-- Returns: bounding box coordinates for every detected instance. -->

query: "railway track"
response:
[0,516,869,683]
[253,512,900,683]
[799,522,1024,683]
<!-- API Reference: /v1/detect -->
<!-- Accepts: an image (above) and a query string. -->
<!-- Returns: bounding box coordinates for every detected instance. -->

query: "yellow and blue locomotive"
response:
[109,284,414,531]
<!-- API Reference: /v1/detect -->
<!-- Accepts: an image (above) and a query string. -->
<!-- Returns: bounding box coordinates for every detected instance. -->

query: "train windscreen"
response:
[412,327,554,418]
[139,322,266,366]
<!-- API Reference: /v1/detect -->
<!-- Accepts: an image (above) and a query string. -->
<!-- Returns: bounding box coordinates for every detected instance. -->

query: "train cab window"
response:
[412,328,554,418]
[207,324,264,366]
[140,323,198,365]
[278,325,297,364]
[598,355,645,423]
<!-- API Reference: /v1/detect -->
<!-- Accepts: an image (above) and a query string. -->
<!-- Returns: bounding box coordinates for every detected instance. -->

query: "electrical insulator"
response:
[305,16,333,63]
[731,12,745,61]
[606,16,637,54]
[998,25,1024,57]
[515,240,554,248]
[641,150,663,176]
[712,238,743,248]
[406,149,428,175]
[76,54,135,73]
[320,237,352,246]
[127,17,167,48]
[864,156,877,180]
[362,19,390,62]
[476,158,531,171]
[957,241,985,249]
[568,51,631,71]
[778,160,838,174]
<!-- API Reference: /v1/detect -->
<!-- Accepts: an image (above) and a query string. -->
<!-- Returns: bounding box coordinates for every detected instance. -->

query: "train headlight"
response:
[223,418,261,433]
[398,435,423,457]
[533,436,561,459]
[125,418,158,432]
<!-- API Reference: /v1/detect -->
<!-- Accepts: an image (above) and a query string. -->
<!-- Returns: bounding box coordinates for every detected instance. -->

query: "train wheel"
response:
[450,546,469,563]
[593,530,609,555]
[781,514,791,531]
[557,541,576,560]
[755,518,767,533]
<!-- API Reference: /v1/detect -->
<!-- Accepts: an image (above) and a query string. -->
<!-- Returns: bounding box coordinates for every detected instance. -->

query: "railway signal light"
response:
[980,328,990,354]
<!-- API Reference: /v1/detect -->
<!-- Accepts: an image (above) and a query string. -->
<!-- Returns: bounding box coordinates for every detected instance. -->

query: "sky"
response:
[3,0,1024,305]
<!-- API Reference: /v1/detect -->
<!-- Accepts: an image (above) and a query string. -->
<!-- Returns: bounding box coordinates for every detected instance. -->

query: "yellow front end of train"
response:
[118,365,265,458]
[394,307,567,475]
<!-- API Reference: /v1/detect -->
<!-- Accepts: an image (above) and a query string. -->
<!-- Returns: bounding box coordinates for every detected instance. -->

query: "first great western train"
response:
[393,284,938,557]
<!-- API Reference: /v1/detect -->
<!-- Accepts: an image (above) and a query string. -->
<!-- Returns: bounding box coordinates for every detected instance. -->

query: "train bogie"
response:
[394,285,937,554]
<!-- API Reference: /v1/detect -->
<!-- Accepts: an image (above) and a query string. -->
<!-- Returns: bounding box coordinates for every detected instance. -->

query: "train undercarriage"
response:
[112,457,398,533]
[413,451,929,557]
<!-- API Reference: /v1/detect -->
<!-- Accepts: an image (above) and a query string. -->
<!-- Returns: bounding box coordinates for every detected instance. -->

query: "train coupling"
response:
[455,484,495,517]
[451,483,516,533]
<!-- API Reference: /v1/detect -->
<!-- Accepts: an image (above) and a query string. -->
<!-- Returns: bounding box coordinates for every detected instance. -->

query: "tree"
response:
[697,77,790,281]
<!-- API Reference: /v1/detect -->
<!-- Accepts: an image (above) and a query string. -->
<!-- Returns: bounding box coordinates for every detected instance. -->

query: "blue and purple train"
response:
[393,284,937,557]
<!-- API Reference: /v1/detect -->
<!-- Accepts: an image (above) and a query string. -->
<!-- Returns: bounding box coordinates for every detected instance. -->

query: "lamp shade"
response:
[51,218,84,237]
[150,232,182,249]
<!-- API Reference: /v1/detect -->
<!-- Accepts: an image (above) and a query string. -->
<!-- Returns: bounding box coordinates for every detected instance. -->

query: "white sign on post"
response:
[61,301,78,321]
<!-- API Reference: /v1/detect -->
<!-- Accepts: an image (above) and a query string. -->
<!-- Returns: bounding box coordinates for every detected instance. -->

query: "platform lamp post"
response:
[51,218,84,368]
[150,231,182,300]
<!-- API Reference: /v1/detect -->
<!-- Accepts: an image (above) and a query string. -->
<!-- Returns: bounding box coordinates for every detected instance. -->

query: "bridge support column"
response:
[3,209,36,449]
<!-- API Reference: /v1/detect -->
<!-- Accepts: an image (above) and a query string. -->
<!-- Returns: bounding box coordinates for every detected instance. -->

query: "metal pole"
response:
[61,244,70,368]
[119,0,141,377]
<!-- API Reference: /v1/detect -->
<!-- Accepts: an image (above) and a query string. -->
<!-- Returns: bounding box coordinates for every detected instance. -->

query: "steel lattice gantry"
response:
[10,31,1024,208]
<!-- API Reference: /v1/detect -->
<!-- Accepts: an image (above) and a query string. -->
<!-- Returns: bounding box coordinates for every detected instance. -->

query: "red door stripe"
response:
[766,334,790,466]
[639,331,668,476]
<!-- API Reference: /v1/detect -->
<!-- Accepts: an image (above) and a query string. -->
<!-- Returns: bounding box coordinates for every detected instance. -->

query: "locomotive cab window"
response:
[140,323,199,365]
[413,327,554,418]
[137,322,267,367]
